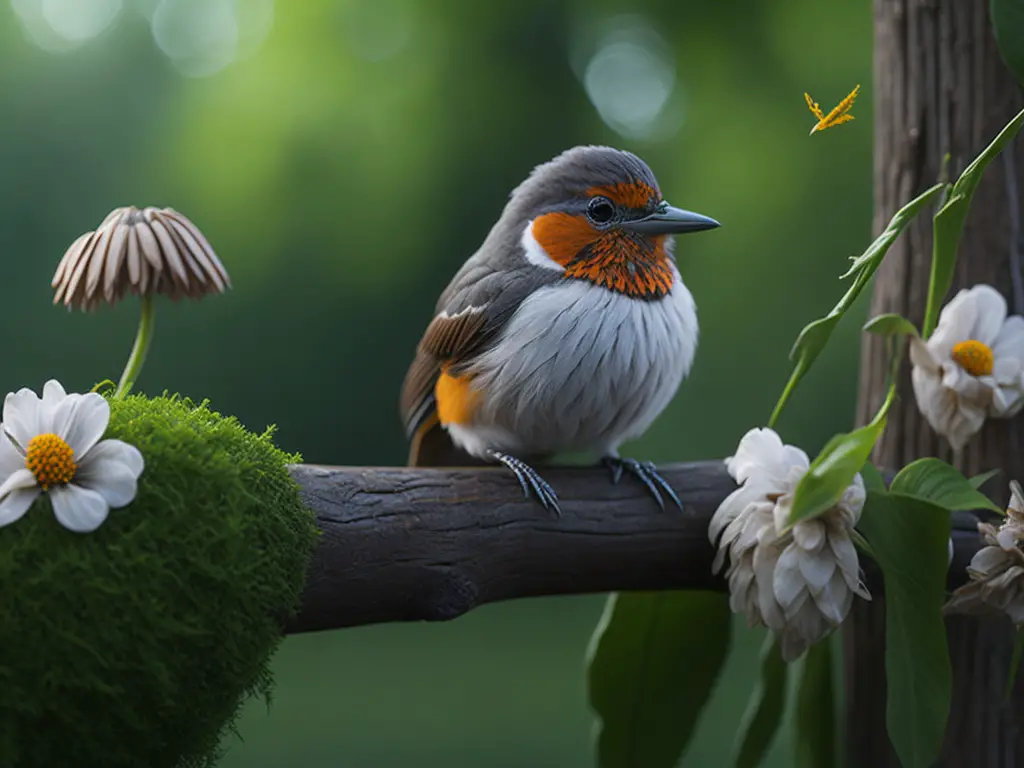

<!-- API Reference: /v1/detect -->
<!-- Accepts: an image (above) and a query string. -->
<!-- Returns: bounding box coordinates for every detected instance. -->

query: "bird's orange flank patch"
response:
[435,369,481,425]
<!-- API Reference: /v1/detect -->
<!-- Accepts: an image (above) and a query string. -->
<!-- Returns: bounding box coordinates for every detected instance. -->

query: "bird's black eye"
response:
[586,196,615,225]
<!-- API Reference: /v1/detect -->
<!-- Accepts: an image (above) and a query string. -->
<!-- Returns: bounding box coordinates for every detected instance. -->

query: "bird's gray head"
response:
[500,146,719,299]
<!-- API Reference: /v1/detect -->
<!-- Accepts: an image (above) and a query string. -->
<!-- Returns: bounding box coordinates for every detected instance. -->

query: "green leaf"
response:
[969,468,1001,491]
[769,183,943,426]
[769,316,841,427]
[857,492,953,768]
[890,457,1003,513]
[923,106,1024,336]
[587,591,731,768]
[991,0,1024,84]
[863,312,920,338]
[839,183,945,280]
[785,390,893,530]
[793,639,836,768]
[850,528,877,560]
[731,634,788,768]
[859,461,887,494]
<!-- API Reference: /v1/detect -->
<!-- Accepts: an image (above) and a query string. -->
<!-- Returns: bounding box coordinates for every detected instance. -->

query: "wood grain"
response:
[285,462,984,635]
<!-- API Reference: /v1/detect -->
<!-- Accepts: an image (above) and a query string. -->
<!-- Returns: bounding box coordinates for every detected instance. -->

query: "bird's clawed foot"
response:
[601,456,682,511]
[487,449,561,516]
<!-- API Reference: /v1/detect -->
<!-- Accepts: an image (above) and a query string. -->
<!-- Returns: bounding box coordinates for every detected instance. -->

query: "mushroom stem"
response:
[115,294,156,399]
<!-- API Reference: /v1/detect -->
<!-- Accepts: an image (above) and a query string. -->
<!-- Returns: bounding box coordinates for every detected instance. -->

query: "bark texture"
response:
[284,463,981,635]
[849,0,1024,764]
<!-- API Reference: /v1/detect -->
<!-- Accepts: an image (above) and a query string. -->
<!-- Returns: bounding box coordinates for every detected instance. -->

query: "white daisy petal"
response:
[780,445,811,473]
[0,468,38,498]
[799,546,837,592]
[909,336,941,374]
[47,392,83,442]
[727,427,787,485]
[929,289,977,358]
[50,484,110,533]
[62,393,110,457]
[76,459,138,508]
[829,532,861,580]
[773,545,805,609]
[0,487,40,527]
[995,528,1019,548]
[992,356,1022,386]
[941,364,992,404]
[2,388,42,450]
[41,379,67,405]
[793,519,826,552]
[82,439,144,479]
[0,429,25,478]
[710,480,775,544]
[969,545,1012,575]
[993,315,1024,359]
[38,380,75,433]
[969,285,1007,344]
[947,400,987,451]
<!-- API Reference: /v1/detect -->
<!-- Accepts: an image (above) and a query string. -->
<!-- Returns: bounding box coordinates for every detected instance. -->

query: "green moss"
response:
[0,393,319,768]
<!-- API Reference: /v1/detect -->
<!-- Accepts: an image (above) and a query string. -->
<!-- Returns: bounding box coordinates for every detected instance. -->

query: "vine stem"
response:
[1004,137,1023,316]
[114,294,155,399]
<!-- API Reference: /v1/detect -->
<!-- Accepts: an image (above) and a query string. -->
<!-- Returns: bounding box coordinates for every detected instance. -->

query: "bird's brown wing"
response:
[400,259,560,466]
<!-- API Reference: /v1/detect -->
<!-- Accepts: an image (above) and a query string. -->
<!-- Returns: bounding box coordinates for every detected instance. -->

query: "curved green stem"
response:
[115,294,156,399]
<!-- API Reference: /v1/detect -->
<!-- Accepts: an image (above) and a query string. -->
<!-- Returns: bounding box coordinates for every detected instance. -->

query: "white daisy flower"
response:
[944,481,1024,624]
[0,380,144,533]
[709,427,870,662]
[910,285,1024,450]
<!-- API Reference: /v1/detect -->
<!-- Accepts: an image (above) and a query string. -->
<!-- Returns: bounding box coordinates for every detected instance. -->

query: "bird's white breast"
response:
[446,274,698,459]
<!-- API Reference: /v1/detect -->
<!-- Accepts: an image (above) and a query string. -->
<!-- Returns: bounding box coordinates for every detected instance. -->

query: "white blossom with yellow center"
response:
[709,427,870,662]
[0,380,144,532]
[910,285,1024,450]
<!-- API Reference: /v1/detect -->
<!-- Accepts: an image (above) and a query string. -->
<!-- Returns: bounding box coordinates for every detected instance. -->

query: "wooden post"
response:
[848,0,1024,764]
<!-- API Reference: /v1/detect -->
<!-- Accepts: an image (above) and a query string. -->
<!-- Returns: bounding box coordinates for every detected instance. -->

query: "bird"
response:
[399,145,720,515]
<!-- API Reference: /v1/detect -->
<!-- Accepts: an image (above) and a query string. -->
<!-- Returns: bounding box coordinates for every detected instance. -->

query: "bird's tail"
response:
[401,354,487,468]
[407,409,487,467]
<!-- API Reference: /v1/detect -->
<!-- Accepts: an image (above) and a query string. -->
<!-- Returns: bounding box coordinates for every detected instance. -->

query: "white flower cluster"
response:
[944,482,1024,625]
[910,285,1024,450]
[0,380,143,533]
[709,428,870,662]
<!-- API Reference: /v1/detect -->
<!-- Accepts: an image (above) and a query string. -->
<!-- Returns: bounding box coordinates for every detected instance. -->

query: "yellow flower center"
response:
[951,340,994,377]
[25,433,77,489]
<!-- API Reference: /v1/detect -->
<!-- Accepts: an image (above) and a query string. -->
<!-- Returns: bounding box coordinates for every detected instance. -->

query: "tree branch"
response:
[284,462,988,634]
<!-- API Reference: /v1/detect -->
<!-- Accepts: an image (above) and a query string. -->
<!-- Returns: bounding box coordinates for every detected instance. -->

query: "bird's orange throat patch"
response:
[530,213,674,299]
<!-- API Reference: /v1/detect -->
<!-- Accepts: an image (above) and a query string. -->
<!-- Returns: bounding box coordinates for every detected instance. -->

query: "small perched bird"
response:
[400,145,719,514]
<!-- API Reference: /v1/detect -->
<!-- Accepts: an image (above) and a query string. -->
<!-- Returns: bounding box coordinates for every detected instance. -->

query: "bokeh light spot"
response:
[42,0,122,43]
[573,15,682,141]
[12,0,122,52]
[150,0,273,78]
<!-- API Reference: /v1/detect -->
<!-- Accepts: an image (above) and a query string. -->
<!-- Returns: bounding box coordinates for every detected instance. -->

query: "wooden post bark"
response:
[849,0,1024,764]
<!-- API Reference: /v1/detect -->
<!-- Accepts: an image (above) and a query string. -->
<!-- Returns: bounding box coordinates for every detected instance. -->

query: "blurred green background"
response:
[1,0,874,764]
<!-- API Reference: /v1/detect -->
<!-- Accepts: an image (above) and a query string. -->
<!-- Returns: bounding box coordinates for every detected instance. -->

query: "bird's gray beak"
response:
[621,202,720,235]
